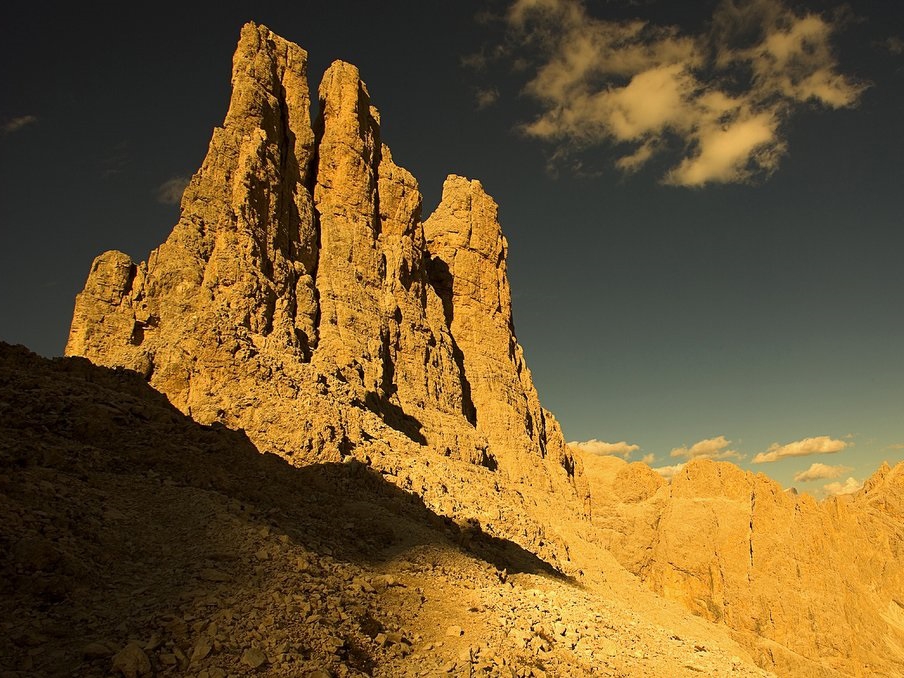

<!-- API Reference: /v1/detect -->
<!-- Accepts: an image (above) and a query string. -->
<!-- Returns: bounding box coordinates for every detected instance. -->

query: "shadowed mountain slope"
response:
[0,343,771,677]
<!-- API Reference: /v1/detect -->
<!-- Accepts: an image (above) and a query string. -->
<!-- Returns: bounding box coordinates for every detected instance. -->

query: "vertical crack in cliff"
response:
[276,82,298,331]
[748,489,755,580]
[426,254,477,425]
[309,95,327,349]
[369,101,383,240]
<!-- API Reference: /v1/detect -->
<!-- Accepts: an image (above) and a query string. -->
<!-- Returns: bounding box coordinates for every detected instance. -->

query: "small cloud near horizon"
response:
[753,435,847,463]
[823,477,863,496]
[640,452,655,465]
[653,463,685,479]
[156,176,190,205]
[793,462,853,482]
[569,438,640,459]
[670,435,742,461]
[501,0,864,186]
[3,115,38,135]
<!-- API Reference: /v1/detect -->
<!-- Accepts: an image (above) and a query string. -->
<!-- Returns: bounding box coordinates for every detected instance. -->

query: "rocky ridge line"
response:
[579,452,904,677]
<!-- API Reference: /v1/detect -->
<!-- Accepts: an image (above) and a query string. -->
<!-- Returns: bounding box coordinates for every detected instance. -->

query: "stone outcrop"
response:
[66,23,585,557]
[582,453,904,677]
[67,23,320,415]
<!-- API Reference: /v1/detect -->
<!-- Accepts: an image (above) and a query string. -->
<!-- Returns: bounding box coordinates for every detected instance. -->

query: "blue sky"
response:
[1,0,902,496]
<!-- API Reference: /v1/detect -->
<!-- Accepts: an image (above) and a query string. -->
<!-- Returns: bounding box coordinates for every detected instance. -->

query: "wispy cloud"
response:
[879,36,904,56]
[569,438,640,458]
[3,115,37,135]
[462,52,490,71]
[640,452,655,465]
[100,141,132,178]
[752,435,847,463]
[475,87,500,109]
[823,477,863,496]
[502,0,864,186]
[670,435,742,461]
[156,176,190,205]
[885,443,904,451]
[653,463,685,479]
[793,462,853,482]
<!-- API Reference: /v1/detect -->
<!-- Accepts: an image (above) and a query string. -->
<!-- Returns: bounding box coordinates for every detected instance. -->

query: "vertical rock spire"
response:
[66,21,580,495]
[310,61,491,459]
[424,176,576,485]
[311,61,385,386]
[67,22,320,405]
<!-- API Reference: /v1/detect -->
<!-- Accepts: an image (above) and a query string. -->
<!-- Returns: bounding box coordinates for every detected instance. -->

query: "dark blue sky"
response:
[2,0,902,492]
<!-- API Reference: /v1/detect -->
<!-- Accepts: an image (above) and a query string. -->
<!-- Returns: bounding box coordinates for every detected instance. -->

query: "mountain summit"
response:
[66,23,580,502]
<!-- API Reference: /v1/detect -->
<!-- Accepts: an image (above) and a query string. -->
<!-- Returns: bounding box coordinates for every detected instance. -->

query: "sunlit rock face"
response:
[65,20,904,678]
[66,22,586,559]
[582,454,904,677]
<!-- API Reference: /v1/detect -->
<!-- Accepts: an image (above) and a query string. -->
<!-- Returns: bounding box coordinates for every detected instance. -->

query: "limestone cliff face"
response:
[66,23,584,543]
[424,176,574,485]
[582,454,904,677]
[308,61,484,460]
[67,23,318,406]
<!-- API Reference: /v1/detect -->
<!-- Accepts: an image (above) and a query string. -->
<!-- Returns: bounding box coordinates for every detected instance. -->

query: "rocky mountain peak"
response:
[66,22,585,545]
[858,459,904,517]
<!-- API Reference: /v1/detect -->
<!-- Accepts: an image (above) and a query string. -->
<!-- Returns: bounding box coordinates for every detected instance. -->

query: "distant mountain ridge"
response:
[579,452,904,676]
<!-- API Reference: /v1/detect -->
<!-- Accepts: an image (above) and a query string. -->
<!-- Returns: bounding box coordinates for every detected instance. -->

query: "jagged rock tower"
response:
[67,23,580,506]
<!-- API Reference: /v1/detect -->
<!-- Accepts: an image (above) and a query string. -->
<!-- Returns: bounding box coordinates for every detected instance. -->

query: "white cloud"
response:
[823,477,863,496]
[615,139,657,173]
[3,115,37,134]
[793,462,853,482]
[156,176,190,205]
[666,111,783,186]
[752,435,847,463]
[503,0,863,186]
[653,463,685,479]
[569,438,640,458]
[670,435,742,461]
[640,453,656,465]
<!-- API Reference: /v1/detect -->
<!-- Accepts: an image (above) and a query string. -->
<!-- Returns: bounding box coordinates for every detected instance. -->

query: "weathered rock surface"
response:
[66,22,584,548]
[581,453,904,677]
[0,343,772,677]
[424,176,576,489]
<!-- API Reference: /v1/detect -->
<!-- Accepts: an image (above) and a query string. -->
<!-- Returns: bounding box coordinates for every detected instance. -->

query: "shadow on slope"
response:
[0,342,563,675]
